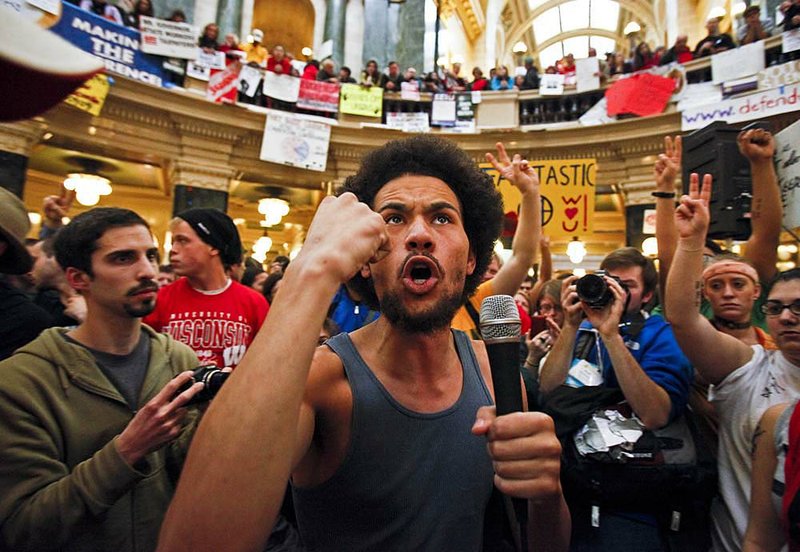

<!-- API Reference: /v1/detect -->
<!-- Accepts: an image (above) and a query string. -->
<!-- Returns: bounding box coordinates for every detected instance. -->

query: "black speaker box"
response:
[681,121,768,240]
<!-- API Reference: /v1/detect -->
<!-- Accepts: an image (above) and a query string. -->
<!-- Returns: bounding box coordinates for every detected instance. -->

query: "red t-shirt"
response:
[267,56,292,74]
[144,278,268,368]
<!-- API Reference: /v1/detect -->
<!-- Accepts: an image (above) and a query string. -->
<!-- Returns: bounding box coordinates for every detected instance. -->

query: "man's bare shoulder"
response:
[469,337,494,397]
[306,343,351,408]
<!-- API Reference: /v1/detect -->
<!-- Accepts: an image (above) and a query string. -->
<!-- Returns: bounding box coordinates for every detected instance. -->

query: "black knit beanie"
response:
[177,208,243,266]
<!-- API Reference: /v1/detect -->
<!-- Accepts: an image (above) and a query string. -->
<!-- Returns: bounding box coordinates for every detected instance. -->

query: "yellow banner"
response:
[64,73,110,117]
[479,158,597,240]
[339,83,383,118]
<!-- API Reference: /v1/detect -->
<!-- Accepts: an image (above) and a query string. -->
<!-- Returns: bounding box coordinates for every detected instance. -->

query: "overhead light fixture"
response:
[301,46,313,57]
[566,237,587,264]
[63,173,112,206]
[28,212,42,225]
[641,236,658,257]
[623,21,641,35]
[258,198,290,227]
[512,41,528,54]
[252,233,273,263]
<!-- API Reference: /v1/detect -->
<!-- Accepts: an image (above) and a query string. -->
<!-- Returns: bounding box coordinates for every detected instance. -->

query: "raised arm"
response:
[654,135,681,312]
[539,276,583,393]
[158,194,389,552]
[485,143,541,296]
[743,402,789,552]
[665,173,753,385]
[528,236,552,307]
[738,129,781,283]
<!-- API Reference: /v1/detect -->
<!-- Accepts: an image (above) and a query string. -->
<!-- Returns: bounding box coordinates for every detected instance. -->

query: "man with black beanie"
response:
[144,208,269,368]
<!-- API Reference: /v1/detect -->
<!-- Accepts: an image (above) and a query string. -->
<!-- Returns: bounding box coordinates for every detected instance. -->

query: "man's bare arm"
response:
[539,277,582,394]
[158,194,388,552]
[654,135,681,314]
[665,174,753,385]
[486,143,541,296]
[739,129,781,283]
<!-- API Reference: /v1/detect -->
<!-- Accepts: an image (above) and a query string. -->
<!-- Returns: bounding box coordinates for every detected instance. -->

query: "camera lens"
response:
[576,274,613,308]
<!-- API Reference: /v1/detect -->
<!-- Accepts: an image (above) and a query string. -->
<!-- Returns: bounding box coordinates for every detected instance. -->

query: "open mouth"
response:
[401,256,441,294]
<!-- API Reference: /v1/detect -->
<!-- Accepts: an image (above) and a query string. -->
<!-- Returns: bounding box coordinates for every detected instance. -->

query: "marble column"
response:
[362,0,423,71]
[0,120,47,198]
[192,0,218,26]
[215,0,242,38]
[324,0,347,64]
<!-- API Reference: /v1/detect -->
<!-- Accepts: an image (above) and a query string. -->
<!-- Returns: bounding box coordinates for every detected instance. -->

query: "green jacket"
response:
[0,326,200,551]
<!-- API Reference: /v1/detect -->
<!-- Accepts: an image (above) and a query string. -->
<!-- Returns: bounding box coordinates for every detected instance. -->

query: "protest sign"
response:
[712,41,765,84]
[681,81,800,130]
[186,48,225,81]
[386,112,430,132]
[758,59,800,90]
[263,72,300,102]
[401,81,420,101]
[576,57,600,93]
[431,94,456,126]
[260,110,332,172]
[539,74,565,95]
[480,158,597,239]
[64,73,111,116]
[783,29,800,53]
[139,16,197,59]
[207,64,240,103]
[774,118,800,229]
[49,2,167,87]
[605,73,674,116]
[339,83,383,117]
[297,79,340,113]
[237,65,262,97]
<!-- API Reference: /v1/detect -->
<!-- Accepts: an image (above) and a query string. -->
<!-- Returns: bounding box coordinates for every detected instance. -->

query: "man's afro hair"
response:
[339,134,503,310]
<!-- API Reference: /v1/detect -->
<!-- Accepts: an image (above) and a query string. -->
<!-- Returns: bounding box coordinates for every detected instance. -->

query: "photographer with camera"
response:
[539,247,691,551]
[0,208,206,552]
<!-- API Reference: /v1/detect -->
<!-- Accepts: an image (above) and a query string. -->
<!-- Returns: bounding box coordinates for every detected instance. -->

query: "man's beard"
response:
[380,287,464,335]
[124,300,156,318]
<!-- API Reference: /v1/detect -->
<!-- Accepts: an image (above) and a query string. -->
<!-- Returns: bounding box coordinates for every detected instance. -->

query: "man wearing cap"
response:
[241,29,268,67]
[0,188,52,360]
[144,209,268,369]
[737,5,774,45]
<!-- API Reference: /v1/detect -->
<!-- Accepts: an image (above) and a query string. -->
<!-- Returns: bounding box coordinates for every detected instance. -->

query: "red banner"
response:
[605,73,675,117]
[297,79,340,113]
[207,64,241,104]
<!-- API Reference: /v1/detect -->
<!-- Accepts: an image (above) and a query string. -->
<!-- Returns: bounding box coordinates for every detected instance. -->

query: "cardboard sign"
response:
[431,94,456,126]
[386,112,430,132]
[775,118,800,229]
[339,83,383,117]
[783,29,800,53]
[64,73,111,116]
[49,2,167,87]
[480,158,597,239]
[139,15,197,59]
[263,72,300,102]
[539,74,565,95]
[711,41,766,84]
[605,73,675,117]
[297,79,340,113]
[237,65,262,97]
[400,81,420,101]
[260,110,332,172]
[576,57,600,93]
[207,64,240,103]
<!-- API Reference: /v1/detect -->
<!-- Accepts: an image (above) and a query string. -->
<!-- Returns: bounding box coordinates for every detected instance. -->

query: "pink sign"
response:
[297,79,340,113]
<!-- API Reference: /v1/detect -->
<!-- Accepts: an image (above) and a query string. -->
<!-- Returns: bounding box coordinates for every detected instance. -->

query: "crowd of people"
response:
[0,125,798,552]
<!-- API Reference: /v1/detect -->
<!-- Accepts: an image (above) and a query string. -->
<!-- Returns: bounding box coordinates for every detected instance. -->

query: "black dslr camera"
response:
[179,365,229,405]
[575,271,629,309]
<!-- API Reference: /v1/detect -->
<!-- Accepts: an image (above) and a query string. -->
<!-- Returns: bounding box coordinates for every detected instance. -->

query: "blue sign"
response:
[50,3,167,87]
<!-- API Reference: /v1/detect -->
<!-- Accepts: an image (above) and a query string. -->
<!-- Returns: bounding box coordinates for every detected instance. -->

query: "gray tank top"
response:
[292,330,495,552]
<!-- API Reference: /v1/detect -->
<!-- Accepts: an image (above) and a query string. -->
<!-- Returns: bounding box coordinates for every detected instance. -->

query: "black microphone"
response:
[479,295,528,546]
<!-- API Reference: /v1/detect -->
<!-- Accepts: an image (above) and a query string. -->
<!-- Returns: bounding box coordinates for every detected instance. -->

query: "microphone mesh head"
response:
[479,295,521,341]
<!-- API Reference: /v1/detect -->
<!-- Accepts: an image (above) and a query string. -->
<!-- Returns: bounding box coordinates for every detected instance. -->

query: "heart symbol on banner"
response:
[565,207,579,220]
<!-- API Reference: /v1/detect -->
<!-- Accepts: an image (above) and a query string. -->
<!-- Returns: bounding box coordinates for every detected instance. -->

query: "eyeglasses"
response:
[761,300,800,316]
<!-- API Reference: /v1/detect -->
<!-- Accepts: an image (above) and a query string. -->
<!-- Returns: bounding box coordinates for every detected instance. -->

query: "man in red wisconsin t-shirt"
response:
[144,209,268,368]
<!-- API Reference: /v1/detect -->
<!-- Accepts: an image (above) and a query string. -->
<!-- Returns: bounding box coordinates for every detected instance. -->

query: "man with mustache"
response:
[0,207,205,551]
[159,136,569,551]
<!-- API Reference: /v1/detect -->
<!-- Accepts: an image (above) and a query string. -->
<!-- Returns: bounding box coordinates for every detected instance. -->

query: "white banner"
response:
[711,40,765,84]
[139,16,197,59]
[783,29,800,53]
[400,81,420,101]
[238,65,262,97]
[431,94,456,126]
[186,49,225,81]
[260,110,332,172]
[263,71,300,102]
[540,74,565,95]
[386,112,430,132]
[775,118,800,229]
[681,81,800,130]
[576,57,600,93]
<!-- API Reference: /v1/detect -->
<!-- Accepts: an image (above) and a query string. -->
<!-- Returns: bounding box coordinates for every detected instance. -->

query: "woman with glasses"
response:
[666,174,800,552]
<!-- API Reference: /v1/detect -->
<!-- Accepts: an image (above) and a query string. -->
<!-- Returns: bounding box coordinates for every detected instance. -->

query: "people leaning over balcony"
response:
[519,57,540,90]
[489,65,513,90]
[198,23,220,53]
[782,0,800,30]
[659,34,694,65]
[633,42,659,71]
[380,61,403,91]
[317,58,339,84]
[266,45,292,75]
[240,29,268,67]
[123,0,152,28]
[80,0,124,25]
[469,67,489,91]
[695,16,736,57]
[738,5,774,45]
[338,65,356,83]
